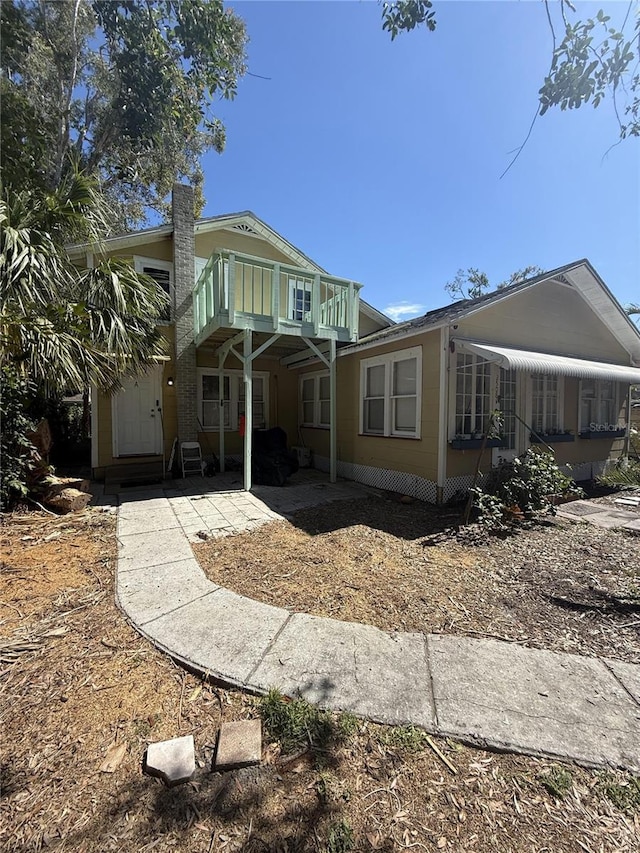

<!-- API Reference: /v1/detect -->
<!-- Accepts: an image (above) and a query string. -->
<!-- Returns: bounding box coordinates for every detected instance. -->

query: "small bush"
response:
[539,765,574,799]
[259,688,341,754]
[598,427,640,488]
[325,819,354,853]
[597,772,640,813]
[470,447,583,527]
[380,725,429,753]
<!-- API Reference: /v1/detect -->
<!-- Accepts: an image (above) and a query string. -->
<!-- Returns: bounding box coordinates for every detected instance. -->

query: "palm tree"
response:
[1,170,168,395]
[1,170,169,507]
[627,303,640,327]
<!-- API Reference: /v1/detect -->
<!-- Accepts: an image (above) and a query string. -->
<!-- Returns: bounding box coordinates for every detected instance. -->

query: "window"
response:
[198,370,268,431]
[134,256,173,320]
[300,372,330,428]
[452,356,520,443]
[454,354,492,436]
[289,276,312,321]
[360,347,421,438]
[531,374,562,434]
[580,378,619,431]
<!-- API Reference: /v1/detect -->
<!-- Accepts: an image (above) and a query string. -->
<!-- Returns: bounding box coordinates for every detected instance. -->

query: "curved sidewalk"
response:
[114,479,640,773]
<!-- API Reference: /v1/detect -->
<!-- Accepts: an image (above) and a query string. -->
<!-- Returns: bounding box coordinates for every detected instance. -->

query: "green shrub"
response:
[259,688,336,754]
[470,447,583,527]
[0,367,37,511]
[325,819,354,853]
[598,425,640,488]
[597,772,640,813]
[539,765,574,799]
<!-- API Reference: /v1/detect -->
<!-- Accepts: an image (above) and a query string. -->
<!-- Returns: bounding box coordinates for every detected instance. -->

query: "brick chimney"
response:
[172,183,197,443]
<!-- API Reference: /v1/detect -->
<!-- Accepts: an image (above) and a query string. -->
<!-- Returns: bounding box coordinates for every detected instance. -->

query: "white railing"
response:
[194,250,360,340]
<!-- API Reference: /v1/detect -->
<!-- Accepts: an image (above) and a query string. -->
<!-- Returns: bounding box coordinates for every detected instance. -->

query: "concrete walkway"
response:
[114,475,640,773]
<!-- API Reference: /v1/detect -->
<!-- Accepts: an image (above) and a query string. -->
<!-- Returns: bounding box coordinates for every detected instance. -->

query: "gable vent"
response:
[232,223,258,235]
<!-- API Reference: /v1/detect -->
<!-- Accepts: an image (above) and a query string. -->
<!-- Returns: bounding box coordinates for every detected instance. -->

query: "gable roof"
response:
[347,259,640,363]
[67,208,391,331]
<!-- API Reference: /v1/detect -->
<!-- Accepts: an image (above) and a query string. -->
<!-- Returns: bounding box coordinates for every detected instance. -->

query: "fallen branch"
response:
[425,736,457,775]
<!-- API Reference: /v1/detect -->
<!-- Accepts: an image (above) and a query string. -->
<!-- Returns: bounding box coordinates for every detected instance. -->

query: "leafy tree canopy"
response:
[1,171,169,395]
[381,1,640,141]
[445,266,544,301]
[1,0,247,230]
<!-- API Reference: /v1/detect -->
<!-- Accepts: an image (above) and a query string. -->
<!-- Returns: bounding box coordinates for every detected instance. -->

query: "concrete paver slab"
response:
[145,735,195,786]
[117,558,216,625]
[118,528,194,572]
[587,511,640,529]
[605,659,640,705]
[429,635,640,771]
[250,613,435,728]
[215,719,262,771]
[141,587,290,686]
[557,502,606,517]
[117,508,181,537]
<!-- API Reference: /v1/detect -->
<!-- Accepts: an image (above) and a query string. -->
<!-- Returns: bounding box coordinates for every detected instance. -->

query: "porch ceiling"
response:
[456,340,640,383]
[196,328,328,363]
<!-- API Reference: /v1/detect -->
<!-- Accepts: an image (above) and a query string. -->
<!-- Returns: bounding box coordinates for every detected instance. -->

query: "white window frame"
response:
[448,354,525,446]
[299,370,330,429]
[198,368,269,432]
[134,256,174,320]
[579,378,621,432]
[288,277,313,321]
[529,373,564,435]
[450,353,494,439]
[359,346,422,438]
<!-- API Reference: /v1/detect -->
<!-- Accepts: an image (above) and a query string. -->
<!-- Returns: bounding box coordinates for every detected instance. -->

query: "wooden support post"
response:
[329,338,337,483]
[228,253,236,325]
[218,349,227,473]
[243,329,252,491]
[313,274,321,335]
[272,264,280,330]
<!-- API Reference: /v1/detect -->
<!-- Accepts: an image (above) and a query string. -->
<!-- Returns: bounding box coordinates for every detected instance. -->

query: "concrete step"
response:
[105,460,165,491]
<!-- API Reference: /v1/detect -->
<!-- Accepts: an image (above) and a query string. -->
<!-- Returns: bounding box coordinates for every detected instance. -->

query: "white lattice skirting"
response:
[314,455,438,503]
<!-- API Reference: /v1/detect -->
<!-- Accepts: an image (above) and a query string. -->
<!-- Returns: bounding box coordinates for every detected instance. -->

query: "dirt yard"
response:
[195,495,640,664]
[1,506,639,852]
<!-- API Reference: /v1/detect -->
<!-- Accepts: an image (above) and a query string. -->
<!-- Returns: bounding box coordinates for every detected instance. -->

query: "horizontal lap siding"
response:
[295,331,441,484]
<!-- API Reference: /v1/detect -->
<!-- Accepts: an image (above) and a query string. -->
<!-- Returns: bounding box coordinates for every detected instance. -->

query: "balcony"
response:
[194,250,361,346]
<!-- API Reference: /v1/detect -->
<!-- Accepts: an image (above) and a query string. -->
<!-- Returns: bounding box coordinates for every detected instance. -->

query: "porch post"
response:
[243,329,253,491]
[218,350,226,473]
[329,337,337,483]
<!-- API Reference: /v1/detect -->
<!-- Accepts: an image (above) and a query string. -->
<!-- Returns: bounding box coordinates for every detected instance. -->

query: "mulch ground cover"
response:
[194,494,640,663]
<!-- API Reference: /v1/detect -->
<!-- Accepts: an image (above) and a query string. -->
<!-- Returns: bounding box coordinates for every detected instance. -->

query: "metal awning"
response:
[455,341,640,383]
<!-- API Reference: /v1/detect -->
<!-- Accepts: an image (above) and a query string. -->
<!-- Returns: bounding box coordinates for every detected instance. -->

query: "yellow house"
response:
[71,185,640,502]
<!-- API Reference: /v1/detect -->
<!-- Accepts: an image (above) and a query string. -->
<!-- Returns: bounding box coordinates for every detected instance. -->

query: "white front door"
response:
[113,369,162,457]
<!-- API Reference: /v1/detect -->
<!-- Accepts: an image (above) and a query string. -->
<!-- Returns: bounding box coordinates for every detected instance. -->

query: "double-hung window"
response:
[134,256,173,320]
[360,347,421,438]
[199,369,268,431]
[580,378,619,432]
[531,373,562,434]
[300,372,330,428]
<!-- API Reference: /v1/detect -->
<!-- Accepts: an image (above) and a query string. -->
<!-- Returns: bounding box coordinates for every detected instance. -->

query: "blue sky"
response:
[201,1,639,320]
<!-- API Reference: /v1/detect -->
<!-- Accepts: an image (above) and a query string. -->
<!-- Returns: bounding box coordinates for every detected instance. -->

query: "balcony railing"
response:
[194,250,361,345]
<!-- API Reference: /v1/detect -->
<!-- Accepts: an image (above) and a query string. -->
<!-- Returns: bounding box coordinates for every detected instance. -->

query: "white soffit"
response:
[456,341,640,383]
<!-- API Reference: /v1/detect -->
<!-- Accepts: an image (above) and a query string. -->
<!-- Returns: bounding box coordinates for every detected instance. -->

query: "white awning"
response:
[455,341,640,383]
